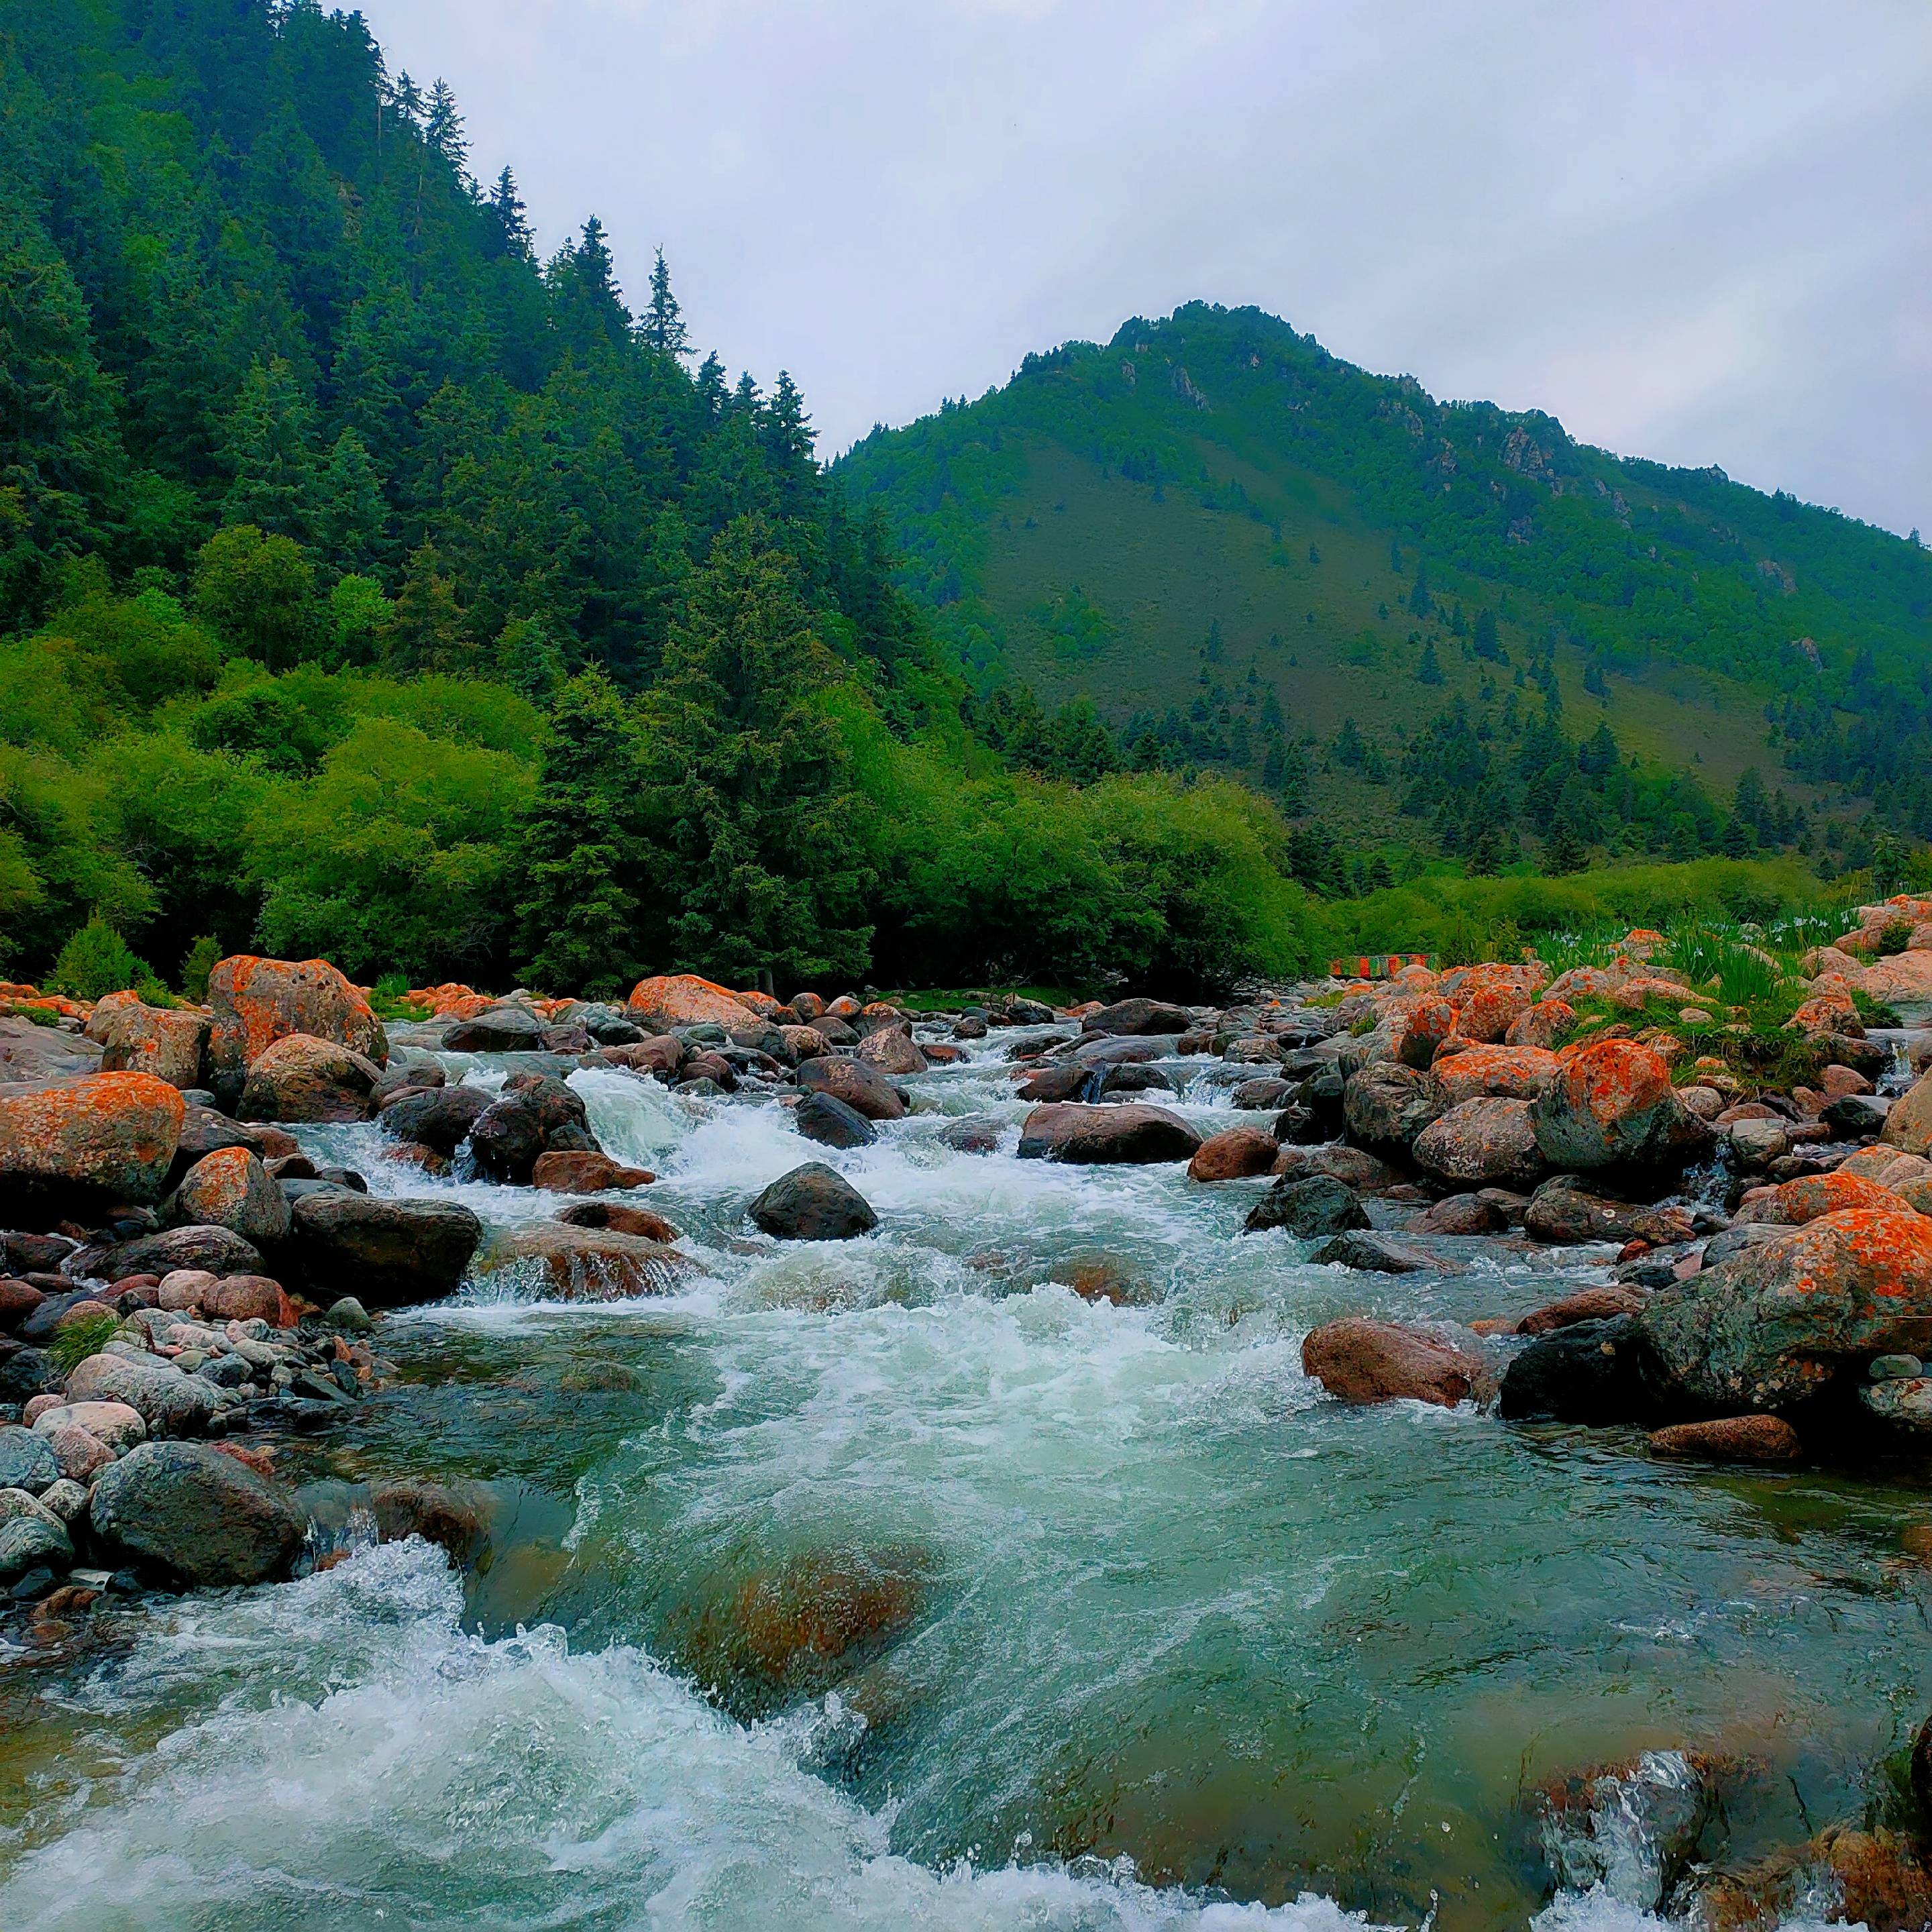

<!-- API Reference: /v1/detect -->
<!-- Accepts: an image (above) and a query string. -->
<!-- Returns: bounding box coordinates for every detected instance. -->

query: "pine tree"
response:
[641,247,690,357]
[487,168,534,258]
[221,358,321,540]
[515,667,645,996]
[424,79,468,170]
[631,517,873,983]
[315,429,389,572]
[1416,640,1444,685]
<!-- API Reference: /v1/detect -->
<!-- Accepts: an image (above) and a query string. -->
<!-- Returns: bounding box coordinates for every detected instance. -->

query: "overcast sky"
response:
[361,0,1932,537]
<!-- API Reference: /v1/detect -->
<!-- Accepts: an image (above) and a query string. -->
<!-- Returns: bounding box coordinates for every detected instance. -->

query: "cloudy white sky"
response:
[362,0,1932,536]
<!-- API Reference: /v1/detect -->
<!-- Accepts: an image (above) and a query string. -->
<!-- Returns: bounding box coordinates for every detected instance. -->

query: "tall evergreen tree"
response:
[641,247,690,358]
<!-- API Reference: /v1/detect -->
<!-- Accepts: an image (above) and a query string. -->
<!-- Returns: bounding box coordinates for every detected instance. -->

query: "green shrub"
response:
[180,933,221,1002]
[44,912,155,1001]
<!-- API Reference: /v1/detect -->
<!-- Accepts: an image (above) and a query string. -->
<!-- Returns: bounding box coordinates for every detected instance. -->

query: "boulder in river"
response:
[89,1440,305,1587]
[680,1543,934,1718]
[0,1490,73,1584]
[1342,1062,1445,1161]
[1242,1172,1371,1236]
[1522,1177,1696,1248]
[1499,1314,1667,1425]
[1309,1231,1439,1275]
[207,955,387,1095]
[1016,1064,1099,1104]
[1648,1415,1803,1462]
[627,974,758,1030]
[479,1222,696,1298]
[0,1071,184,1217]
[377,1083,491,1155]
[1413,1097,1548,1189]
[0,1424,58,1495]
[793,1090,878,1150]
[1187,1126,1279,1182]
[168,1145,293,1247]
[796,1055,906,1122]
[1733,1169,1907,1226]
[748,1163,879,1240]
[1515,1285,1650,1335]
[441,1004,545,1053]
[530,1150,653,1193]
[554,1200,680,1242]
[1018,1103,1201,1165]
[288,1189,482,1307]
[469,1075,594,1183]
[1638,1205,1932,1412]
[239,1032,383,1123]
[857,1025,928,1076]
[1529,1040,1712,1171]
[1302,1318,1495,1407]
[370,1476,489,1566]
[938,1114,1003,1155]
[1081,997,1189,1036]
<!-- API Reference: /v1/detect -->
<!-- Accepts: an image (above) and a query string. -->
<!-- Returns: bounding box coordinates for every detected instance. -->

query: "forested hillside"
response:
[841,305,1932,873]
[0,0,1319,997]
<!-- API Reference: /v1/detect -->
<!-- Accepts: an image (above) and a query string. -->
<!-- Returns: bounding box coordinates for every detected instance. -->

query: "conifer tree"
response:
[641,247,690,358]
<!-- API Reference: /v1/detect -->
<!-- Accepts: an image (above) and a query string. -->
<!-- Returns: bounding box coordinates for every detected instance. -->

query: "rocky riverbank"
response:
[5,906,1932,1918]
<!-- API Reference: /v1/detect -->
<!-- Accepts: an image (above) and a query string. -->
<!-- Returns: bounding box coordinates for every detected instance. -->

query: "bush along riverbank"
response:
[5,911,1932,1918]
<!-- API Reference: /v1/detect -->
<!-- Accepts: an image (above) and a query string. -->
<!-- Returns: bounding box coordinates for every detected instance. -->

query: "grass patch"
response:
[48,1311,122,1377]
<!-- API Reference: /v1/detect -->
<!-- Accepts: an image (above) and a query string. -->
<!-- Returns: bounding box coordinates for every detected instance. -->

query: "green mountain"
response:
[839,304,1932,855]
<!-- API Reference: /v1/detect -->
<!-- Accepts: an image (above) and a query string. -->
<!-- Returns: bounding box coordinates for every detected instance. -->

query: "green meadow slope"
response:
[840,304,1932,840]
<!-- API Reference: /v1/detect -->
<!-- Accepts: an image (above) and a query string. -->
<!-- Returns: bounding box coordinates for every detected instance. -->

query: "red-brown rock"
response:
[531,1150,655,1193]
[88,992,209,1089]
[1431,1044,1561,1107]
[1505,1001,1574,1050]
[1516,1285,1649,1335]
[170,1144,293,1246]
[1187,1127,1279,1182]
[1301,1318,1495,1408]
[625,974,758,1029]
[1648,1415,1803,1462]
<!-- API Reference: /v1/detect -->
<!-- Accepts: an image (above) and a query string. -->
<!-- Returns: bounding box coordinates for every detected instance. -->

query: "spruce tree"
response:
[515,667,645,996]
[641,247,690,357]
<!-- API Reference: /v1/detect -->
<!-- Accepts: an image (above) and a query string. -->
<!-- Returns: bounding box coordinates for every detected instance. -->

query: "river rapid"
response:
[1,1022,1927,1931]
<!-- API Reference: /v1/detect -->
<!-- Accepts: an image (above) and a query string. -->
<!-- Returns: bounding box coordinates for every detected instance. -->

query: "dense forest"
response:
[0,3,1917,1006]
[0,0,1326,998]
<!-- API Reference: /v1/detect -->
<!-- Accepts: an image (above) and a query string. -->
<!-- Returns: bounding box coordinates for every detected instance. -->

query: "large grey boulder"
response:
[378,1083,491,1155]
[1528,1040,1712,1171]
[1242,1173,1371,1237]
[288,1190,482,1307]
[1342,1062,1445,1161]
[749,1163,879,1240]
[792,1091,877,1150]
[89,1440,305,1587]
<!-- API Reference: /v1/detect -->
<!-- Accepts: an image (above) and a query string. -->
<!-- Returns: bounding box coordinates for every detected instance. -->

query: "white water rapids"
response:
[1,1027,1924,1929]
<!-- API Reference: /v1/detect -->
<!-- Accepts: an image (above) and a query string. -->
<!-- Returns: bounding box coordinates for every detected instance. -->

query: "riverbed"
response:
[1,1024,1927,1930]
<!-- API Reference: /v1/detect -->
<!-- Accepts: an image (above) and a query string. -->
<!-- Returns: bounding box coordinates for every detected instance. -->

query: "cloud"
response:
[360,0,1932,534]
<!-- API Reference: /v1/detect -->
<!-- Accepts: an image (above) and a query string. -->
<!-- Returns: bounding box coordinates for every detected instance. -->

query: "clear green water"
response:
[1,1042,1927,1930]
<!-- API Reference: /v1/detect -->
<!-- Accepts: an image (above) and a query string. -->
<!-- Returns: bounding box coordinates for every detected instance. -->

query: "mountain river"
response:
[1,1021,1927,1931]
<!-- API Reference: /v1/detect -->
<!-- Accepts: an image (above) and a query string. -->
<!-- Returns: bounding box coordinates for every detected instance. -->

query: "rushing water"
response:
[3,1028,1931,1930]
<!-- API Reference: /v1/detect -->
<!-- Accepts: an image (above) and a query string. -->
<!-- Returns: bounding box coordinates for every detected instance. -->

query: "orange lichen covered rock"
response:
[1529,1039,1713,1170]
[1505,1000,1574,1049]
[1399,995,1456,1069]
[1430,1044,1560,1106]
[1640,1206,1932,1409]
[626,974,759,1028]
[1882,1067,1932,1157]
[207,955,387,1085]
[0,1071,184,1208]
[87,991,210,1089]
[238,1032,382,1124]
[1735,1169,1911,1227]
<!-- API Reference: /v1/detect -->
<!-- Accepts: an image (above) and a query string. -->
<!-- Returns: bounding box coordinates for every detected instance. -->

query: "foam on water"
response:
[0,1542,1389,1932]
